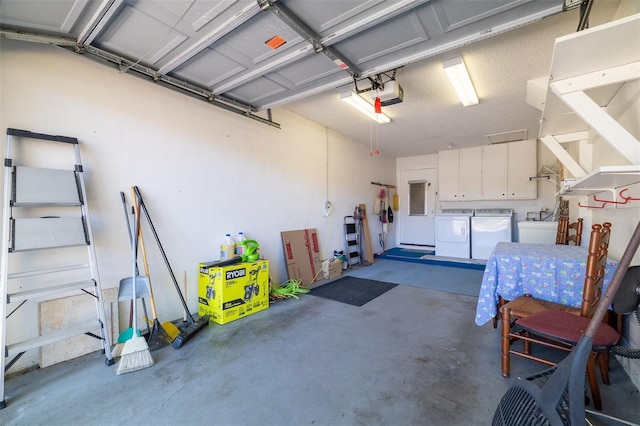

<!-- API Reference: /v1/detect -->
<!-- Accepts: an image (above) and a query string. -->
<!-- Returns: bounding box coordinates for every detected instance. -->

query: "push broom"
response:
[134,186,209,349]
[116,201,154,375]
[131,187,178,349]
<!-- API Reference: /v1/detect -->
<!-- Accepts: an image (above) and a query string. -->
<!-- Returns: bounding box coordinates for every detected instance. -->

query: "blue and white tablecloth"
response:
[475,242,618,326]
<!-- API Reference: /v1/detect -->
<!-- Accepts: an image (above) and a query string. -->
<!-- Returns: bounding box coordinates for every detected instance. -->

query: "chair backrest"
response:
[566,218,584,246]
[556,217,569,245]
[580,222,612,317]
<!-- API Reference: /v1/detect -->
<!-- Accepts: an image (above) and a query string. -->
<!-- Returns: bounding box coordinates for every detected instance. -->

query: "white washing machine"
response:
[435,209,474,258]
[471,208,514,260]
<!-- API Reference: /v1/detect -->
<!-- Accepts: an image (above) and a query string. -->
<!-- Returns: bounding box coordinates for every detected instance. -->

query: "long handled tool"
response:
[131,188,178,350]
[121,193,153,334]
[116,203,154,374]
[112,192,151,357]
[133,186,209,349]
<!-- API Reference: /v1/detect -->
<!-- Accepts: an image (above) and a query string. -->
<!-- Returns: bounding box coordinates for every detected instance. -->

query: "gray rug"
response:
[309,276,397,306]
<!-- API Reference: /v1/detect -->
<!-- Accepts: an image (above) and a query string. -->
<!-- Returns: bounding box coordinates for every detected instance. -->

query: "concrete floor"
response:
[1,258,639,425]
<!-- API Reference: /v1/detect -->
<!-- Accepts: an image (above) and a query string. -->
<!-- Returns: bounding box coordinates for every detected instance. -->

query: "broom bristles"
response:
[116,334,154,375]
[111,328,138,358]
[111,343,124,358]
[147,320,173,351]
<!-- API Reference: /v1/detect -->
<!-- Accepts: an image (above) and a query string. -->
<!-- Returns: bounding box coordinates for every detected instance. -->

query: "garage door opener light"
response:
[340,91,391,124]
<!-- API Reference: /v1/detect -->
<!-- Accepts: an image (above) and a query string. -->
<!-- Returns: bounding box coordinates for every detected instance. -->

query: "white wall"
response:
[0,40,395,370]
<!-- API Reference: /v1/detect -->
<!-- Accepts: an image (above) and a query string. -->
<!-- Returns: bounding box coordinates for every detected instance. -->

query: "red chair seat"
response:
[517,310,619,349]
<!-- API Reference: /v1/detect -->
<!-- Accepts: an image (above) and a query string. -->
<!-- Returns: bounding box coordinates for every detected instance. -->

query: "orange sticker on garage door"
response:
[265,35,286,49]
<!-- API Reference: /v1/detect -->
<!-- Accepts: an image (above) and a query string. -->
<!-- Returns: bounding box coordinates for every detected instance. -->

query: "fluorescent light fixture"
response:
[340,91,391,124]
[443,56,479,106]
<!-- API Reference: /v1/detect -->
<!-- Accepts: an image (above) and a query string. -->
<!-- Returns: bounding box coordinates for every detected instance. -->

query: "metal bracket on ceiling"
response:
[576,0,593,31]
[258,0,361,78]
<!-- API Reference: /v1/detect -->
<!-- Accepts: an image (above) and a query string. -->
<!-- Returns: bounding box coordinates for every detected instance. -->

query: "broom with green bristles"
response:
[116,199,154,375]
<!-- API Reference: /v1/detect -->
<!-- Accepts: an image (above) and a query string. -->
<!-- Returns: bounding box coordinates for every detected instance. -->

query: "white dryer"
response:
[471,208,514,260]
[435,209,474,258]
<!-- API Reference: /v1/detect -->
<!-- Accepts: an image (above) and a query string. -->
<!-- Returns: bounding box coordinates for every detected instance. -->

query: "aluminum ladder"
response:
[344,215,361,267]
[0,129,114,409]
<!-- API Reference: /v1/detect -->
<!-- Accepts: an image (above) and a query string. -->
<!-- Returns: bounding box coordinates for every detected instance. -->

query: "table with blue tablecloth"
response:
[475,242,618,326]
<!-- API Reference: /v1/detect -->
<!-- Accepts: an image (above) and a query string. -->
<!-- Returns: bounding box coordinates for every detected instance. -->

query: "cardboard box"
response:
[281,229,322,285]
[197,260,269,325]
[323,259,342,280]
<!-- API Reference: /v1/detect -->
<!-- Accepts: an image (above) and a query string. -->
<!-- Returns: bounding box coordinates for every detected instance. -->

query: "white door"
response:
[398,168,436,246]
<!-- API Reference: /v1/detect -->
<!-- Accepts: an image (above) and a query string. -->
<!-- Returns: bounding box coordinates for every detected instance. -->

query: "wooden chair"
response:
[556,217,583,246]
[493,221,640,426]
[566,218,584,246]
[500,222,612,409]
[556,217,569,245]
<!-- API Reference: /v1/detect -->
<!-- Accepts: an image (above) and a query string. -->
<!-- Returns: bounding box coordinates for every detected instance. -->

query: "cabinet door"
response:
[482,144,508,199]
[507,139,537,199]
[438,150,459,201]
[459,147,482,200]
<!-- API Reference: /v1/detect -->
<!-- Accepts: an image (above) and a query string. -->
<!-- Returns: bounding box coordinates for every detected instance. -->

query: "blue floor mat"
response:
[375,249,485,271]
[381,247,435,258]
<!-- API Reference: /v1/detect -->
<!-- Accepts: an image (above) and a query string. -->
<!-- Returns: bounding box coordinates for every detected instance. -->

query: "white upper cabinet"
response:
[507,139,537,199]
[438,139,537,201]
[459,147,482,200]
[438,149,460,201]
[481,144,508,199]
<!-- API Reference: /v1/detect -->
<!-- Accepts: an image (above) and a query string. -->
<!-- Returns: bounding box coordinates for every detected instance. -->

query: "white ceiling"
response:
[284,3,633,158]
[0,0,629,158]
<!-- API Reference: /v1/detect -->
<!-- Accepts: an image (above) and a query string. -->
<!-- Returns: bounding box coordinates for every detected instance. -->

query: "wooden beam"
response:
[359,204,375,265]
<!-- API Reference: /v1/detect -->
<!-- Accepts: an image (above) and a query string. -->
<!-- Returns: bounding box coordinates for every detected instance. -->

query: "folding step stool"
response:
[344,216,361,267]
[0,129,114,409]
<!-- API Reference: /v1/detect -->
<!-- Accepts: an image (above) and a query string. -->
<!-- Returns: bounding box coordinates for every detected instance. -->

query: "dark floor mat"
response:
[382,247,435,258]
[309,276,397,307]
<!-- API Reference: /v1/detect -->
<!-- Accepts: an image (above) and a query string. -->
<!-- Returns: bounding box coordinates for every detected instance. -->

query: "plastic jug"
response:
[220,234,235,260]
[235,232,247,256]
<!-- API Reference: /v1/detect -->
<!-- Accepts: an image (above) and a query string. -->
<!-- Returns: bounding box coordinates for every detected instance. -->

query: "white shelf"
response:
[560,165,640,196]
[539,14,640,139]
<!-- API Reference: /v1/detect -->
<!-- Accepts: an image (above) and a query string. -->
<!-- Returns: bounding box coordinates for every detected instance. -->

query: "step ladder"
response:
[0,128,114,409]
[344,216,361,267]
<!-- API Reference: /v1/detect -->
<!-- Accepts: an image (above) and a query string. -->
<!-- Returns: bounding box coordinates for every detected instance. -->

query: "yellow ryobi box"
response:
[198,259,269,325]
